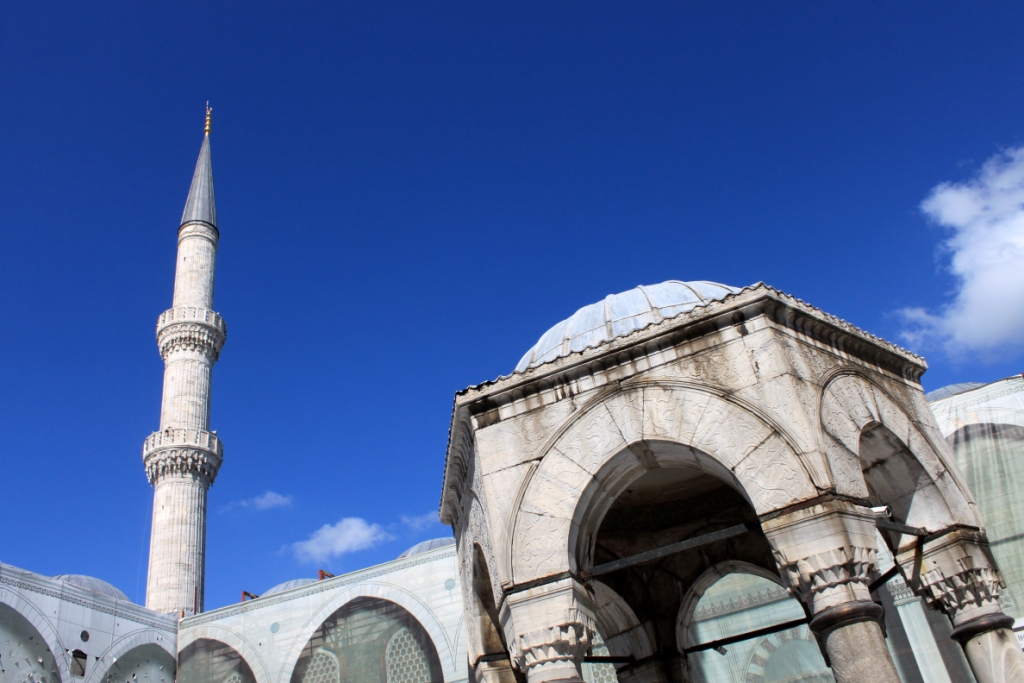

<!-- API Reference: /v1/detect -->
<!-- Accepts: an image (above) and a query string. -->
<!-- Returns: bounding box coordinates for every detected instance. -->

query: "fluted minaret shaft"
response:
[144,115,225,616]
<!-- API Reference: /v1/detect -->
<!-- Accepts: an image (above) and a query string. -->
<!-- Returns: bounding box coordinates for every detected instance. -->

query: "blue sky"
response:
[2,2,1023,610]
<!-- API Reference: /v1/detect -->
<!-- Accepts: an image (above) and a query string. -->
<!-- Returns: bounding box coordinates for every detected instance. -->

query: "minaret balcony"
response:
[156,306,227,361]
[142,427,224,484]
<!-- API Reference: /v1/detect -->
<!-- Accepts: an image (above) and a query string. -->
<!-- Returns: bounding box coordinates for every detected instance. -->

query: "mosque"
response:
[3,115,1024,683]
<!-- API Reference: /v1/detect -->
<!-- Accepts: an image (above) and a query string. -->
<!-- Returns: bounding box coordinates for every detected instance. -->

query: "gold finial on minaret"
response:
[204,102,212,136]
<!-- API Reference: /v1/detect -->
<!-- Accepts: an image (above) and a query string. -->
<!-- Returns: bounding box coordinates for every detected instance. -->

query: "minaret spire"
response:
[143,107,227,615]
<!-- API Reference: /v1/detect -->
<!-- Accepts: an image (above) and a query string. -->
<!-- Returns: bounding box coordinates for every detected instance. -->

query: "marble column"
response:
[762,499,902,683]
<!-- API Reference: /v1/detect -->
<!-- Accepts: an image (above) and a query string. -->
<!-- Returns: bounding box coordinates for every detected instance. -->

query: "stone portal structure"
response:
[144,107,226,615]
[440,281,1024,683]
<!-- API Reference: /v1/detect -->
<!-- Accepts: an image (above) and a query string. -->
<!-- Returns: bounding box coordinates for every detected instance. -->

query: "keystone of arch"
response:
[510,384,819,584]
[177,624,272,683]
[276,582,457,683]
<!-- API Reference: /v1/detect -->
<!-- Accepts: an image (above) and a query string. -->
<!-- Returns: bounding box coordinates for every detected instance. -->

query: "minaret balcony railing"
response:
[142,427,224,484]
[156,306,227,361]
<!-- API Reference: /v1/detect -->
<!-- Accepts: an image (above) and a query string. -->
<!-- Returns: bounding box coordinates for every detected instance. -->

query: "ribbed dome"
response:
[926,382,987,403]
[398,537,455,559]
[516,280,741,373]
[53,575,129,602]
[263,578,317,597]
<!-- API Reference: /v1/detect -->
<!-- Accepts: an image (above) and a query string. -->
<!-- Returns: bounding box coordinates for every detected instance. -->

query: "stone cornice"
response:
[0,562,177,633]
[143,428,223,484]
[157,306,226,361]
[179,547,457,630]
[440,283,927,522]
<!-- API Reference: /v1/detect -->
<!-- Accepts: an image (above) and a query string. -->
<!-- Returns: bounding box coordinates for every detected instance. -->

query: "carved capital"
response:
[920,563,1004,620]
[143,428,223,484]
[157,307,226,361]
[897,528,1006,625]
[510,612,594,678]
[781,545,877,606]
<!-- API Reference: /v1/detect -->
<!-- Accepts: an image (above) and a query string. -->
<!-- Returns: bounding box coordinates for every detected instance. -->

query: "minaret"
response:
[143,106,226,615]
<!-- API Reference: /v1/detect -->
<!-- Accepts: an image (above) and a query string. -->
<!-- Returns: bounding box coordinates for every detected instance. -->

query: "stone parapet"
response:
[142,427,223,484]
[156,306,226,360]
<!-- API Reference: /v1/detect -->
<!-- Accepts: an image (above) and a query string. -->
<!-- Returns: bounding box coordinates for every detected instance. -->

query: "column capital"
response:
[502,577,595,683]
[761,498,879,613]
[897,528,1006,626]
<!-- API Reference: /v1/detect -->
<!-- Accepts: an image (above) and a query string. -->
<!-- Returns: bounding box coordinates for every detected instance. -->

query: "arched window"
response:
[177,639,256,683]
[683,570,832,683]
[290,598,443,683]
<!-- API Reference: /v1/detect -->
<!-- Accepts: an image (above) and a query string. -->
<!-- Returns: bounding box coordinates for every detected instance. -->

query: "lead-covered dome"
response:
[53,575,130,602]
[398,537,455,559]
[515,280,741,373]
[263,578,317,597]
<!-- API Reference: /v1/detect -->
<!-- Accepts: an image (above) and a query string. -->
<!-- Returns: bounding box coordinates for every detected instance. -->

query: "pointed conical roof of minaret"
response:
[180,108,216,228]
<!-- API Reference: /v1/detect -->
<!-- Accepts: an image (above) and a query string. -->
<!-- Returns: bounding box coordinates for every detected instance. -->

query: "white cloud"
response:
[401,512,440,532]
[220,490,293,513]
[293,518,392,564]
[899,146,1024,358]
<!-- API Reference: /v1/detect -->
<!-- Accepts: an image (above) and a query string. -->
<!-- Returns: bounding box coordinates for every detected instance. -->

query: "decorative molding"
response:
[157,306,226,361]
[0,575,176,633]
[780,546,876,606]
[143,428,223,484]
[179,549,458,630]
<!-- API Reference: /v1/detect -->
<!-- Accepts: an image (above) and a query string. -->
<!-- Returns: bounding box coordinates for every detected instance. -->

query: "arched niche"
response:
[0,602,63,683]
[677,565,831,683]
[177,639,257,683]
[289,598,444,683]
[96,644,175,683]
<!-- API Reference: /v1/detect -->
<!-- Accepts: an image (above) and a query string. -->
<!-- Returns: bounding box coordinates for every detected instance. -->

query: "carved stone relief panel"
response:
[689,394,772,469]
[551,403,628,476]
[512,512,574,582]
[742,331,792,385]
[736,372,819,456]
[641,386,709,445]
[603,389,644,444]
[519,452,592,521]
[476,399,578,476]
[821,431,871,499]
[733,433,817,514]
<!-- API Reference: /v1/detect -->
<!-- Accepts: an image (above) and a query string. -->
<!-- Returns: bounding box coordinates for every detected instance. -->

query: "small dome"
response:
[516,280,742,373]
[398,537,455,559]
[263,578,317,597]
[53,575,129,602]
[926,382,987,403]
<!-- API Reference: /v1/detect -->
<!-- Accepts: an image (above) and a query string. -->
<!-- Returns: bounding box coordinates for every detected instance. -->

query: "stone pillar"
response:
[502,577,596,683]
[762,499,902,683]
[899,529,1024,683]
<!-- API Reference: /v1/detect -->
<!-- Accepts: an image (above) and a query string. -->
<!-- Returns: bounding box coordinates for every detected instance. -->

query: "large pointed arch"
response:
[0,590,68,683]
[509,383,819,583]
[819,372,978,531]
